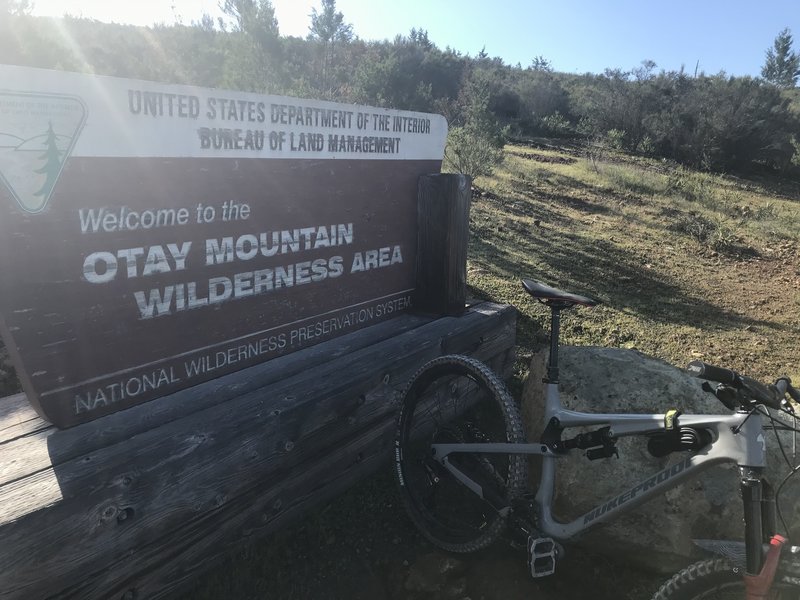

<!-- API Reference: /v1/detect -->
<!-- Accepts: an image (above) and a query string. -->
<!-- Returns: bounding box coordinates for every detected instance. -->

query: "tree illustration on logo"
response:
[34,121,62,198]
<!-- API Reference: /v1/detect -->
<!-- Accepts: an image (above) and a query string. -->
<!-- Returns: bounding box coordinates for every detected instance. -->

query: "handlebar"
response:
[687,360,794,411]
[686,361,738,385]
[777,377,800,405]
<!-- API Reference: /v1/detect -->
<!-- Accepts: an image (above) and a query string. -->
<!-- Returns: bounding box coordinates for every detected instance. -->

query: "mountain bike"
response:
[393,278,800,599]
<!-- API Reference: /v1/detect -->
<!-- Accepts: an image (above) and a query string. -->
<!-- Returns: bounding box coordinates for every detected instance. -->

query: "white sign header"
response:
[0,64,448,162]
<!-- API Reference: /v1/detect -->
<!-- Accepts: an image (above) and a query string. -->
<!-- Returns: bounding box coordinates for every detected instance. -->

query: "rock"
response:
[521,347,800,573]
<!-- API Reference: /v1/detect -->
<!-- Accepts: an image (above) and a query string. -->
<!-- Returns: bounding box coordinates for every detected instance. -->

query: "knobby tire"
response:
[394,354,528,553]
[652,558,800,599]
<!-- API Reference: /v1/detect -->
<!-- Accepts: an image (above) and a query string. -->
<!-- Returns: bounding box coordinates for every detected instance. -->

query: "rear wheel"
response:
[652,558,800,599]
[394,355,528,553]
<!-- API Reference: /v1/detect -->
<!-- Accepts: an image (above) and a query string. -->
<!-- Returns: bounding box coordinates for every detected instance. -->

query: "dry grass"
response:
[470,143,800,394]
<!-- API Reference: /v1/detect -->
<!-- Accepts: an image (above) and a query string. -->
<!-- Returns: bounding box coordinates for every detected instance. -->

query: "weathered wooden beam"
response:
[0,393,47,443]
[74,344,517,600]
[414,174,472,316]
[0,303,515,600]
[0,312,433,486]
[61,398,398,600]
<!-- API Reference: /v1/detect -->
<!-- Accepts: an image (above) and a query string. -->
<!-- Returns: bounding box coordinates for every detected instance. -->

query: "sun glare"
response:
[31,0,317,35]
[272,0,315,38]
[32,0,219,26]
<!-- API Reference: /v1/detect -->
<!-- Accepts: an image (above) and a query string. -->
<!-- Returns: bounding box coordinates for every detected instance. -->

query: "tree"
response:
[530,55,552,72]
[194,13,216,32]
[408,28,432,49]
[309,0,352,43]
[0,0,32,15]
[353,33,463,113]
[443,69,507,180]
[220,0,282,92]
[761,28,800,88]
[514,64,569,133]
[308,0,353,98]
[34,122,62,198]
[221,0,279,49]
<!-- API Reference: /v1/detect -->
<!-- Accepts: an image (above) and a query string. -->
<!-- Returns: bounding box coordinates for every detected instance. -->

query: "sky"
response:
[29,0,800,78]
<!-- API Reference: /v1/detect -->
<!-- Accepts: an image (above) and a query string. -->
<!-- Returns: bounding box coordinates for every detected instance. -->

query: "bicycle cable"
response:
[755,404,800,536]
[732,406,763,434]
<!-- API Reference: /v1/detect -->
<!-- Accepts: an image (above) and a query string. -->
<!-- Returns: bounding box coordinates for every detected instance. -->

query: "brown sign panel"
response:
[0,65,447,427]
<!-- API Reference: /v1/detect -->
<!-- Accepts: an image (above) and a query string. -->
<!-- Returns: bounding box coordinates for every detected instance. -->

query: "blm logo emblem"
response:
[0,92,87,214]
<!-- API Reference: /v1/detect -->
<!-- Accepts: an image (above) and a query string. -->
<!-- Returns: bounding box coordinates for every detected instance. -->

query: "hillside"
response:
[179,141,800,599]
[472,141,800,388]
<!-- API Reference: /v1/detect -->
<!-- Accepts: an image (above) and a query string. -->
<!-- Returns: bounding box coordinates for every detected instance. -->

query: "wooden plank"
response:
[0,419,51,447]
[414,173,471,316]
[59,348,515,600]
[0,394,33,426]
[4,328,513,599]
[0,304,511,528]
[60,417,397,600]
[0,304,515,599]
[0,312,432,486]
[442,303,517,357]
[0,393,49,444]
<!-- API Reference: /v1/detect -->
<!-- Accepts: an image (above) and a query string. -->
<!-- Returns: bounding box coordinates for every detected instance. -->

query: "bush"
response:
[666,168,714,204]
[443,125,505,180]
[671,212,739,253]
[605,128,626,150]
[444,67,507,180]
[539,111,573,137]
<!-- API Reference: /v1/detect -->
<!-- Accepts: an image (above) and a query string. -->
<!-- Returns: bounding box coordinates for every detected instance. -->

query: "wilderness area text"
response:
[71,294,412,415]
[79,221,406,318]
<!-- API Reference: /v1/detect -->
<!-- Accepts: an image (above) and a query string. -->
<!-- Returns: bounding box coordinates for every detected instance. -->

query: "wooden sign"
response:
[0,65,447,428]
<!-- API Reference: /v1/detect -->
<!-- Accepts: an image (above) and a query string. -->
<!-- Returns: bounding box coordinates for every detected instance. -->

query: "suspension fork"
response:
[761,479,777,541]
[740,468,778,575]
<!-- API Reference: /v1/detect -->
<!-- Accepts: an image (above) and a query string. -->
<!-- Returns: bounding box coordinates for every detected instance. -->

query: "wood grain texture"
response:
[0,303,515,600]
[0,311,430,486]
[0,393,47,443]
[414,174,471,316]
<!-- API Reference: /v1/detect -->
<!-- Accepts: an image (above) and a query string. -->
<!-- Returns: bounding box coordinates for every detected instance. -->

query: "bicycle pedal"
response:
[527,536,556,578]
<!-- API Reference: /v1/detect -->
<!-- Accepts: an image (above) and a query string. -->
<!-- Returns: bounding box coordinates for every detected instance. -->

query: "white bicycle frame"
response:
[431,380,767,541]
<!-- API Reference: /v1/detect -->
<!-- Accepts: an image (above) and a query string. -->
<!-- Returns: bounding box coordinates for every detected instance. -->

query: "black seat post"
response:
[545,304,564,384]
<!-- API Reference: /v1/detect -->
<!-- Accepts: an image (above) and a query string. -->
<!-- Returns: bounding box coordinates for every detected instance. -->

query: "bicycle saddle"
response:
[521,279,600,307]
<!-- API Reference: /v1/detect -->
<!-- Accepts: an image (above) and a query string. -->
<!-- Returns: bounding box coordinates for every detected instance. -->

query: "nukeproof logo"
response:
[0,92,86,214]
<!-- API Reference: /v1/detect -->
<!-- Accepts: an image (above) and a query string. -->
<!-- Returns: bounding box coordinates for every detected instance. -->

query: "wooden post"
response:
[415,173,471,316]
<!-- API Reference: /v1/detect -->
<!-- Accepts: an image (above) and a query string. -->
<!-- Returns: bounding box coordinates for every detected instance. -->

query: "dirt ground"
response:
[183,469,665,600]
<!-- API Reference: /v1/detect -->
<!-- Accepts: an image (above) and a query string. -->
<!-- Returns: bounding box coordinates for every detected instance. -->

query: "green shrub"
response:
[667,168,714,203]
[606,128,626,150]
[443,125,505,180]
[539,111,573,137]
[671,212,739,253]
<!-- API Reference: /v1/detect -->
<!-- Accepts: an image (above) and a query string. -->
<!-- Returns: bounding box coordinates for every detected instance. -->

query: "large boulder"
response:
[521,346,800,573]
